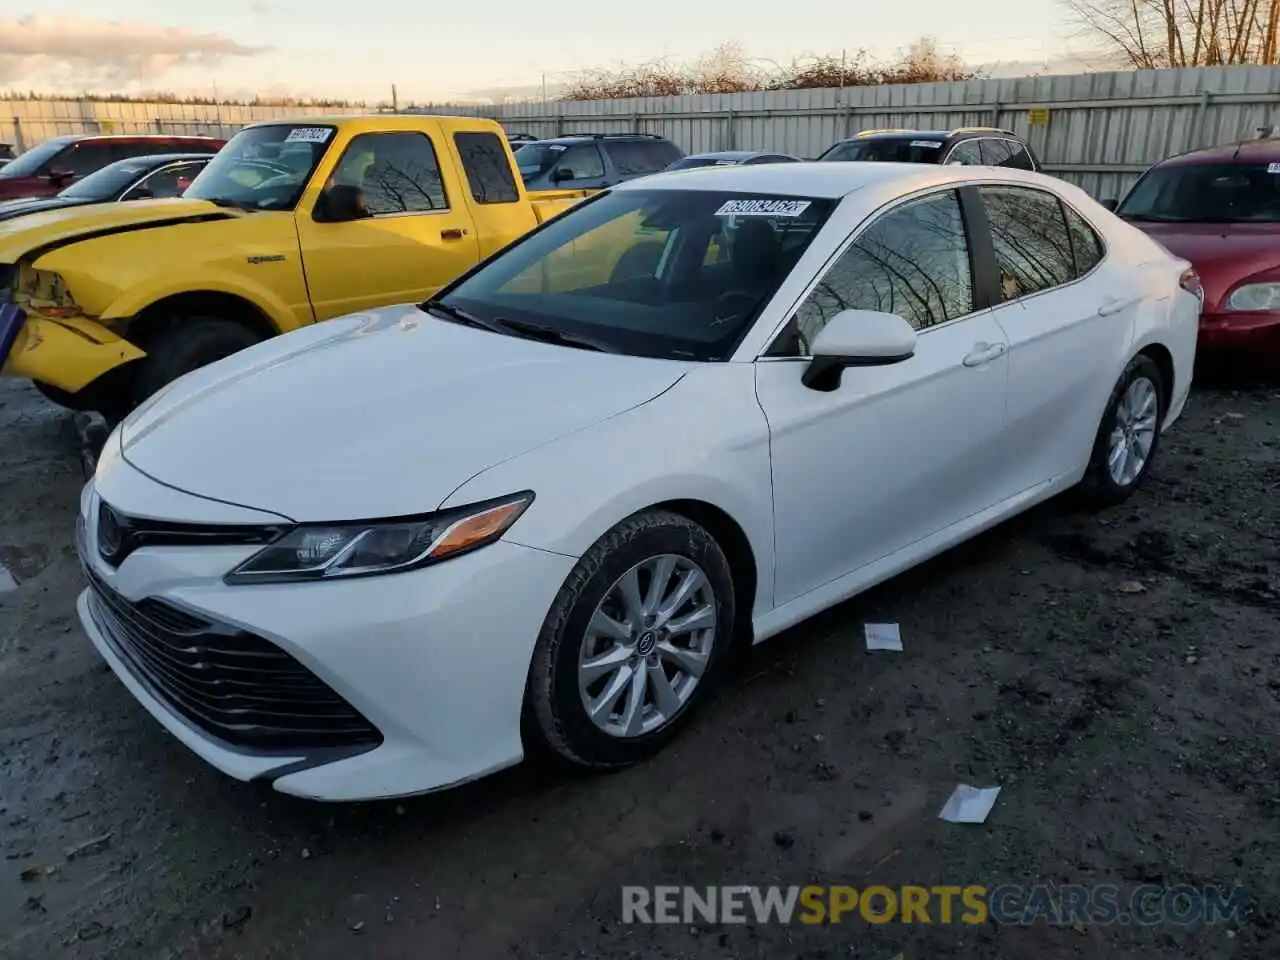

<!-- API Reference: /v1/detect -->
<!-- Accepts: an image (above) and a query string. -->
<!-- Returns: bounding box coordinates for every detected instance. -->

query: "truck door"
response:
[295,122,480,321]
[444,122,540,260]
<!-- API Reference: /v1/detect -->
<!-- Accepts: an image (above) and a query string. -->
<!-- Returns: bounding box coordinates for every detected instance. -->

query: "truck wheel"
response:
[131,318,264,408]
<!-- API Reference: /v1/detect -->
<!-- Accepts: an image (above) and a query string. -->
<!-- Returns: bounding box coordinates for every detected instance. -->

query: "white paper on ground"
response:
[938,784,1001,824]
[864,622,903,651]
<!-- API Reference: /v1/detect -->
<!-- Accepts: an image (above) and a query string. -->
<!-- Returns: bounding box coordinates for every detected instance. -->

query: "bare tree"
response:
[1068,0,1280,67]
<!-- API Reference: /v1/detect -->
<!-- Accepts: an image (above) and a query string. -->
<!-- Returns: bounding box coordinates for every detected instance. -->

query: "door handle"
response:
[441,228,468,241]
[962,341,1007,367]
[1097,297,1134,317]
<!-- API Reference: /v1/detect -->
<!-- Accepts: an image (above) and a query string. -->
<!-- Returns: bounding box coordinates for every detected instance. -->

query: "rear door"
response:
[975,184,1132,491]
[295,123,480,319]
[447,125,539,259]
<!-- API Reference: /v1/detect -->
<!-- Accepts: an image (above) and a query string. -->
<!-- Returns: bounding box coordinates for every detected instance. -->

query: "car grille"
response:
[83,565,382,754]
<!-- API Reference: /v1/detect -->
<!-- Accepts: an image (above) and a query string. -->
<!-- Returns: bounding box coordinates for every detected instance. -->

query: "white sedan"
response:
[74,162,1200,801]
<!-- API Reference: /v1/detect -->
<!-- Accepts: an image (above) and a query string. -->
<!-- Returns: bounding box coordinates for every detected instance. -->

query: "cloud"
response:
[0,14,266,90]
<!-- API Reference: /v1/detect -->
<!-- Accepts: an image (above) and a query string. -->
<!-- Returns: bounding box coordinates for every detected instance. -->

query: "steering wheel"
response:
[711,289,759,327]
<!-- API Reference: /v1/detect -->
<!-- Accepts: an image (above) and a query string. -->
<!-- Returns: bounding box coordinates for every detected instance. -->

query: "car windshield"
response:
[666,157,736,171]
[0,138,70,179]
[819,138,944,163]
[433,188,836,361]
[58,159,156,200]
[512,143,566,180]
[183,124,334,211]
[1116,161,1280,223]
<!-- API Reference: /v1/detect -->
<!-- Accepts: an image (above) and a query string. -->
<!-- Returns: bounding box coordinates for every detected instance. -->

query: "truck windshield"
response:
[1116,161,1280,223]
[432,188,836,361]
[184,124,335,210]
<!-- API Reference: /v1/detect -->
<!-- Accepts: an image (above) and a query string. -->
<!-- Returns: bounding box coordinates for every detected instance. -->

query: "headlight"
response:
[14,265,79,317]
[224,492,533,584]
[1226,282,1280,312]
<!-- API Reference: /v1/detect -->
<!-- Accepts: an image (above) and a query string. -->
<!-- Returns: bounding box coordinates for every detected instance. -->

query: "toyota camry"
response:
[73,162,1200,801]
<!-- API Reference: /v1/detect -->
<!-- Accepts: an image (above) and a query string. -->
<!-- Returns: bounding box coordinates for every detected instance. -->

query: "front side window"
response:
[946,140,983,166]
[125,161,207,200]
[513,142,566,182]
[554,144,604,180]
[184,123,336,211]
[59,158,155,199]
[1116,161,1280,223]
[58,141,118,177]
[774,189,974,355]
[980,186,1074,301]
[436,189,835,361]
[329,131,447,214]
[454,131,519,204]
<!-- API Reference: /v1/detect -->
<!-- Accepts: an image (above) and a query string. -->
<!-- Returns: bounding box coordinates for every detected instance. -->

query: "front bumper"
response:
[1197,309,1280,356]
[0,309,144,392]
[75,456,576,801]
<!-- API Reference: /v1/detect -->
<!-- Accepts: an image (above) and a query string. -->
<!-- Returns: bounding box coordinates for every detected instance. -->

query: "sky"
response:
[0,0,1097,104]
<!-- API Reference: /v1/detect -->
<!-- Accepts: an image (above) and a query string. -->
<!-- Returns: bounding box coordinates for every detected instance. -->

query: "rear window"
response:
[819,137,945,163]
[1117,161,1280,223]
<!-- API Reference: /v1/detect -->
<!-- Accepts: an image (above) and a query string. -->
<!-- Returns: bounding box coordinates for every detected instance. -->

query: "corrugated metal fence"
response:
[5,65,1280,199]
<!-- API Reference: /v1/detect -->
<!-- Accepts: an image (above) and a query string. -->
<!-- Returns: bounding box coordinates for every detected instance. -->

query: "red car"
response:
[0,134,224,201]
[1106,137,1280,368]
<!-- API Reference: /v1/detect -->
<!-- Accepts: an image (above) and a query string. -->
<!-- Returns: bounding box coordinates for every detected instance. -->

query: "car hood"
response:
[0,198,238,263]
[119,304,691,522]
[0,196,93,222]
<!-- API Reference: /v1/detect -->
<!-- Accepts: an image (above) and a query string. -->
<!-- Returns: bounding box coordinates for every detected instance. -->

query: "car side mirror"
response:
[46,167,74,186]
[1099,197,1118,212]
[551,167,575,183]
[801,309,918,391]
[313,184,371,223]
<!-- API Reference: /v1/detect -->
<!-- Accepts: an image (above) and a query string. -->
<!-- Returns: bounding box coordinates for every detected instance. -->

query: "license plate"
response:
[0,302,25,368]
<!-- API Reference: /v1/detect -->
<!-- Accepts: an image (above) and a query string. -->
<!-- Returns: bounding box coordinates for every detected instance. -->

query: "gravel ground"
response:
[1,375,1278,960]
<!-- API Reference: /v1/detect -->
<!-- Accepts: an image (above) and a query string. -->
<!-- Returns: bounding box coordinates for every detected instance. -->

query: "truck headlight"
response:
[224,492,534,584]
[15,266,79,317]
[1226,282,1280,312]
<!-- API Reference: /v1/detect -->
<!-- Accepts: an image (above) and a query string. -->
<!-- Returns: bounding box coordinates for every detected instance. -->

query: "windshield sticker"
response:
[910,140,943,148]
[1269,162,1280,173]
[714,199,811,217]
[284,127,332,144]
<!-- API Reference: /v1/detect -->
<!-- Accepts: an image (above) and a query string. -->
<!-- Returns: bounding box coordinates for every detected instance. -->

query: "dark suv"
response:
[0,133,225,200]
[513,133,685,191]
[817,127,1040,171]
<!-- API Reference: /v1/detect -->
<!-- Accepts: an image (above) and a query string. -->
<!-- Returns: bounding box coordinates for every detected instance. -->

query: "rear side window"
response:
[605,140,673,175]
[1003,141,1036,170]
[1063,204,1105,276]
[979,185,1075,300]
[454,131,519,203]
[979,139,1013,165]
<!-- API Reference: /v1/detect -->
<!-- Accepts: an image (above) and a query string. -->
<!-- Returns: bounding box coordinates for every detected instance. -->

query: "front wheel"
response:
[1076,354,1166,507]
[525,510,736,770]
[131,317,264,410]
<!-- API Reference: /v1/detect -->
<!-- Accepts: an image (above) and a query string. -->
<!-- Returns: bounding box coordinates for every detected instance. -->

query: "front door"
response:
[296,125,479,320]
[975,184,1137,491]
[755,188,1011,606]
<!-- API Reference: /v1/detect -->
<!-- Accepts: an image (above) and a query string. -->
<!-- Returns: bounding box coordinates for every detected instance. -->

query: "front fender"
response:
[98,270,299,334]
[438,365,778,620]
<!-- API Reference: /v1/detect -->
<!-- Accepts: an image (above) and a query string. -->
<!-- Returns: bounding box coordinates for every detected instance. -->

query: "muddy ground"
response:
[1,375,1278,960]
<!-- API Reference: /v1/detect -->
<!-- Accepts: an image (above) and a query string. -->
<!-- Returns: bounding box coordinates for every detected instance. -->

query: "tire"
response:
[1075,354,1166,507]
[526,510,737,770]
[131,317,264,409]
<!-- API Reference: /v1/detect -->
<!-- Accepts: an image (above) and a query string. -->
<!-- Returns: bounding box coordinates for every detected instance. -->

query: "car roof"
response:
[615,160,1054,198]
[67,133,222,142]
[1158,137,1280,166]
[527,133,673,146]
[684,150,766,161]
[113,152,214,165]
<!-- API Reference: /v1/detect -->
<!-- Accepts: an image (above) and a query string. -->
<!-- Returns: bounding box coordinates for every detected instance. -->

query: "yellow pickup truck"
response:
[0,114,594,418]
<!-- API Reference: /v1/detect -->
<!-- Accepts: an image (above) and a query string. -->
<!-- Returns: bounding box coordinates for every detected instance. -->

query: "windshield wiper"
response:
[489,317,616,353]
[421,299,503,331]
[201,196,257,211]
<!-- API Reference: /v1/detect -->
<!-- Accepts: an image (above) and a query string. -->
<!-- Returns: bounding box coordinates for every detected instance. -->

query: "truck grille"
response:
[83,566,382,754]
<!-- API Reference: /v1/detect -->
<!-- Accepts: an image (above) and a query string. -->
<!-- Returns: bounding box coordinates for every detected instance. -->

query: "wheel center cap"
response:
[636,630,658,656]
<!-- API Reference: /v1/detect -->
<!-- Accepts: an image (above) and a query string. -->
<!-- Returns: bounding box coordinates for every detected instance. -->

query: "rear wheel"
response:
[525,510,736,770]
[130,317,264,410]
[1076,354,1166,507]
